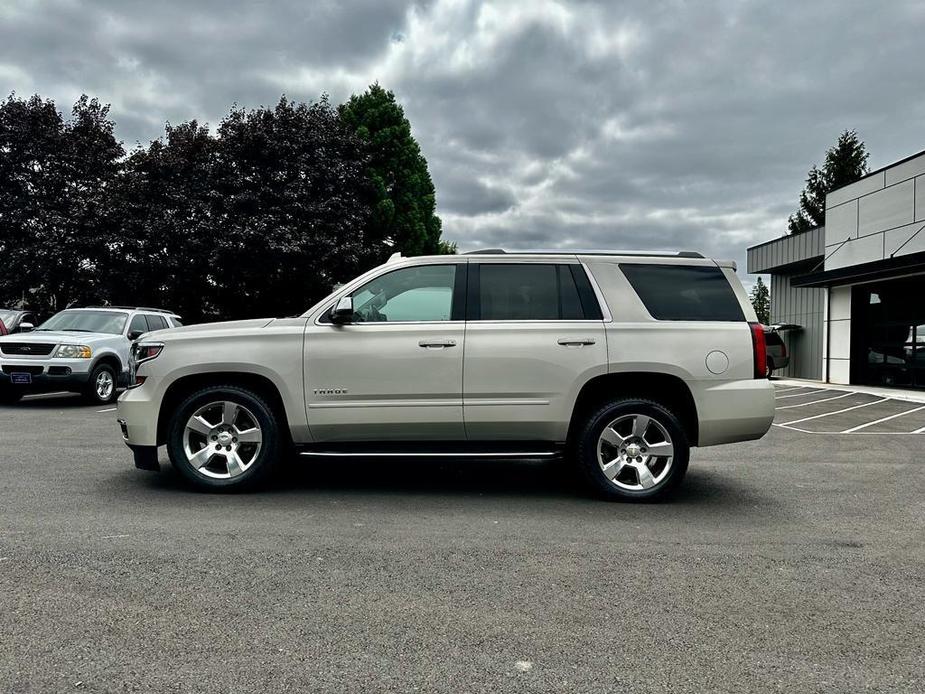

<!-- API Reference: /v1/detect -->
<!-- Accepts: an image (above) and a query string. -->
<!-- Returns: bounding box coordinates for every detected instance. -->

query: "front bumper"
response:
[117,382,162,447]
[0,357,93,391]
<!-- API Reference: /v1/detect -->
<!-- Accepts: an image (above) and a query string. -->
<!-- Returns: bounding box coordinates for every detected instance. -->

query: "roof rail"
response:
[84,305,178,314]
[463,248,704,259]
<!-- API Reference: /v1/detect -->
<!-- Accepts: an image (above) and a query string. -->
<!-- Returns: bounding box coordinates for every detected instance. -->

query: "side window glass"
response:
[350,265,457,322]
[477,264,590,320]
[145,315,168,331]
[128,315,148,336]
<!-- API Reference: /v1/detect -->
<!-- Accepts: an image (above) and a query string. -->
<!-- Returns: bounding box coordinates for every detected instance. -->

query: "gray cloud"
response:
[2,0,925,281]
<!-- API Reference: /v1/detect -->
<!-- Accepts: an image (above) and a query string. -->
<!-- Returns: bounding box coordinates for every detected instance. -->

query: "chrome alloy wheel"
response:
[95,370,114,400]
[182,401,263,479]
[596,413,675,491]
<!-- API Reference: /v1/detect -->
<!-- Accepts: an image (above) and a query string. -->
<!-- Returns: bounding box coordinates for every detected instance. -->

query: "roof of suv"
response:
[463,249,705,258]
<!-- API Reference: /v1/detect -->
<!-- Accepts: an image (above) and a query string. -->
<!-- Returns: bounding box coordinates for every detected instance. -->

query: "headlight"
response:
[56,344,92,359]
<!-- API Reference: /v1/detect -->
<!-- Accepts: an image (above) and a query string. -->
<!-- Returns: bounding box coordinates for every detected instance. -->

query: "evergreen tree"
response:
[789,130,869,234]
[339,84,448,256]
[750,276,770,325]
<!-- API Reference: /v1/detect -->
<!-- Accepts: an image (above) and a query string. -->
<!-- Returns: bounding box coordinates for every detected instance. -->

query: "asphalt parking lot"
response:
[1,387,924,693]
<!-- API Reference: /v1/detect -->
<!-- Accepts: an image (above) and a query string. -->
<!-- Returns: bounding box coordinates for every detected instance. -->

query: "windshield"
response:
[0,310,16,325]
[37,310,128,335]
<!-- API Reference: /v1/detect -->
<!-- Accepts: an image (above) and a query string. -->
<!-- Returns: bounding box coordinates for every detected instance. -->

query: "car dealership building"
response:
[748,148,925,389]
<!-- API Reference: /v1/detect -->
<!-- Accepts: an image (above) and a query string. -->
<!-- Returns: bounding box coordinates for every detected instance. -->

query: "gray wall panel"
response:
[769,272,823,380]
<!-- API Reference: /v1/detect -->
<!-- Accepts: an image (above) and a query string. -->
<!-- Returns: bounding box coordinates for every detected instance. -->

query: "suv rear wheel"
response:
[575,398,689,501]
[166,385,280,491]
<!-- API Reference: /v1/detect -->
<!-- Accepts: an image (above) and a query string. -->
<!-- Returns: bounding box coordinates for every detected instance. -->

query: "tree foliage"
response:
[0,87,451,320]
[0,94,123,310]
[339,84,445,256]
[788,130,869,234]
[750,276,770,325]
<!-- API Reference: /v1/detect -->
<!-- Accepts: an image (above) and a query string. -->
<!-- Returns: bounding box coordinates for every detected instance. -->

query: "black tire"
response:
[575,398,690,502]
[0,388,23,405]
[84,363,118,404]
[166,385,281,492]
[766,358,774,379]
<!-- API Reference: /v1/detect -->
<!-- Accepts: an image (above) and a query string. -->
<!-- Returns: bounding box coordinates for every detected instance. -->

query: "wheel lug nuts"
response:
[225,445,232,451]
[211,435,217,441]
[215,444,221,450]
[232,437,238,443]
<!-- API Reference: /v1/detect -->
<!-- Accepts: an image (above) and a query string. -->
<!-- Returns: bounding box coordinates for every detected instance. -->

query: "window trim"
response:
[316,262,468,326]
[467,262,605,322]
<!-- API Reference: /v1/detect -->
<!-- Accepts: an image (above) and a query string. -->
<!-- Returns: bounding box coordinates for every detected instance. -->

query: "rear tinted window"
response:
[475,264,599,320]
[620,264,744,321]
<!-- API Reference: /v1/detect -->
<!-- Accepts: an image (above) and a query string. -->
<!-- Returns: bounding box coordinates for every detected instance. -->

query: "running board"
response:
[298,450,561,459]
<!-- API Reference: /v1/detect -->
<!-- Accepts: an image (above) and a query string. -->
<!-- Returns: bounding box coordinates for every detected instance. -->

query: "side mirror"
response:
[18,322,34,333]
[128,330,145,341]
[330,296,354,324]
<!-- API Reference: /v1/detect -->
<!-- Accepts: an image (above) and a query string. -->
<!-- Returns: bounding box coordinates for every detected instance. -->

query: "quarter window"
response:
[349,264,458,323]
[620,264,745,321]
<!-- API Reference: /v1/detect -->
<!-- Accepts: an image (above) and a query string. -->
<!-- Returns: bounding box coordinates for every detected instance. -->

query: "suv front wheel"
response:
[576,398,689,501]
[166,385,281,491]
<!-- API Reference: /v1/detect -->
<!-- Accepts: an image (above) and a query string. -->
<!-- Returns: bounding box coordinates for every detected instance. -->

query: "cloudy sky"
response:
[2,0,924,278]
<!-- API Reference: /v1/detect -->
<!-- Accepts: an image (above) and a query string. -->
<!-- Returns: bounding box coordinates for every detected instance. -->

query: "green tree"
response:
[750,276,770,324]
[339,84,448,257]
[0,94,123,312]
[788,130,869,234]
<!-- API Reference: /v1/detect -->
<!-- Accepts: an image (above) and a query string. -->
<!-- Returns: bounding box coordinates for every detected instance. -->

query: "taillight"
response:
[750,323,767,378]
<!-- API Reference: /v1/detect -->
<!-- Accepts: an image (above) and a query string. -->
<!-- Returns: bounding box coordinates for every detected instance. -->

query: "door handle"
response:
[419,339,457,349]
[557,337,596,347]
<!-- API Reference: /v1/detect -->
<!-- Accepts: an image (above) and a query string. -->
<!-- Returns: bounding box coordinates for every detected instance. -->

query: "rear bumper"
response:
[695,379,775,446]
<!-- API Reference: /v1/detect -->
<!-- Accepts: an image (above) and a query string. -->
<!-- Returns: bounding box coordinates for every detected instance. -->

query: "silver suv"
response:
[117,251,774,500]
[0,307,182,405]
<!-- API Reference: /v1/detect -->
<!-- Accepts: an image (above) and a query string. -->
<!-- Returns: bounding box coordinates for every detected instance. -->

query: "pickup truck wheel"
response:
[167,385,280,491]
[84,363,118,404]
[576,398,689,501]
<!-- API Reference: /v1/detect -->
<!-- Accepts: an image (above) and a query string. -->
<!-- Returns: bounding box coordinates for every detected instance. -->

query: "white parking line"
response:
[775,389,829,400]
[97,407,117,413]
[841,404,925,433]
[775,392,853,410]
[773,386,810,394]
[773,423,925,435]
[780,398,888,426]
